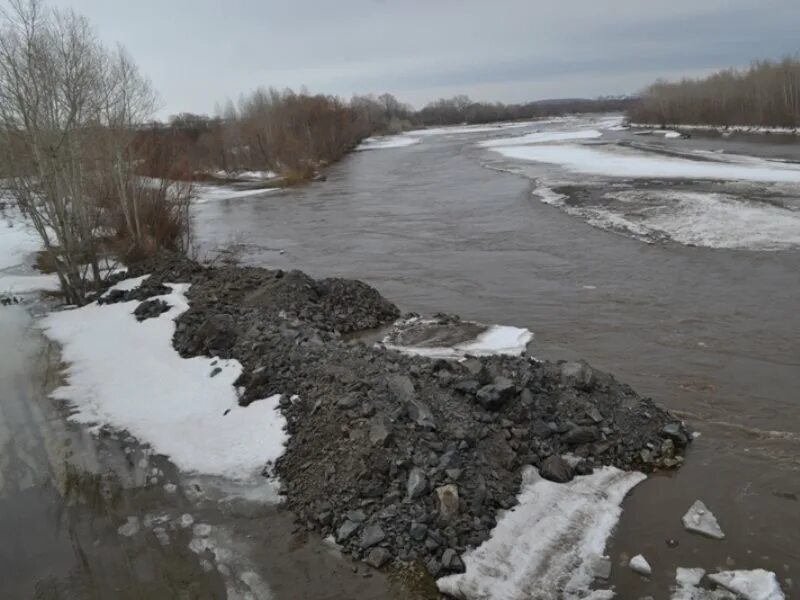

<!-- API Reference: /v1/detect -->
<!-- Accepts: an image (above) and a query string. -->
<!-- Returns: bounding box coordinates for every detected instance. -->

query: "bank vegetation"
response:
[629,57,800,128]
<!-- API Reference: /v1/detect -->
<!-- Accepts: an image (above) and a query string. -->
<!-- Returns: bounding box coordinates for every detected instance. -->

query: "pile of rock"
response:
[119,257,691,578]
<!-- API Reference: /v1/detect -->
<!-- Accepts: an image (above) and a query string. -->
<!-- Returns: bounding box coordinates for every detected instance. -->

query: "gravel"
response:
[119,256,692,577]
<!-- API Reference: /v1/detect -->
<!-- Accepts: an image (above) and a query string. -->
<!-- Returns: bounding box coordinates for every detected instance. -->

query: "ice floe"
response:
[42,278,288,481]
[629,554,652,576]
[709,570,785,600]
[491,143,800,183]
[357,135,420,150]
[436,466,646,600]
[478,129,603,148]
[193,183,279,204]
[671,567,785,600]
[682,500,725,539]
[406,121,538,137]
[382,316,533,359]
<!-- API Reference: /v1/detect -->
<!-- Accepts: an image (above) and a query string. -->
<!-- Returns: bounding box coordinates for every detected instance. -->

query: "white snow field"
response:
[490,143,800,183]
[437,466,646,600]
[0,208,61,294]
[42,277,288,481]
[357,135,421,150]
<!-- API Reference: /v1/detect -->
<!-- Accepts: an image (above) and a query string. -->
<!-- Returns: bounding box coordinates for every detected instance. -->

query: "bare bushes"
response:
[0,0,191,304]
[629,57,800,128]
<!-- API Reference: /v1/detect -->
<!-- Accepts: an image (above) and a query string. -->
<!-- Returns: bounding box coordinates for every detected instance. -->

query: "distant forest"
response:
[137,92,634,181]
[629,56,800,128]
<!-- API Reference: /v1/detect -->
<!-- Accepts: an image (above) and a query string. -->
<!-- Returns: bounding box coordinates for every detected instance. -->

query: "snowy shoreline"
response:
[630,122,800,135]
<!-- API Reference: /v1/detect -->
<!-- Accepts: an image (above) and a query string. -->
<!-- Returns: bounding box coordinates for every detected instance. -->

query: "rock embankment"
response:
[115,257,691,578]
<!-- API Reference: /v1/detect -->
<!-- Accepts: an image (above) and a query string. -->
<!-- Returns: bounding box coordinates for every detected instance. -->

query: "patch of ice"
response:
[629,554,652,576]
[437,466,646,600]
[0,273,60,294]
[709,570,785,600]
[117,516,140,537]
[41,280,289,481]
[212,170,278,181]
[384,321,533,359]
[534,185,567,206]
[406,120,538,137]
[671,567,732,600]
[478,129,602,148]
[0,214,41,271]
[540,189,800,251]
[492,143,800,183]
[193,183,278,204]
[682,500,725,539]
[357,135,420,150]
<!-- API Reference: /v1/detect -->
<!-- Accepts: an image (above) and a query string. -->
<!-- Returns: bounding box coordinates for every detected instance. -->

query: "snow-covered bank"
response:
[490,143,800,183]
[437,466,646,600]
[42,278,288,481]
[0,208,61,295]
[357,135,420,150]
[632,122,799,136]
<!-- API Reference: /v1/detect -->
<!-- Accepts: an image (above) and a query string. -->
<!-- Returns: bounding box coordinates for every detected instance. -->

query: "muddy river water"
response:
[2,115,799,599]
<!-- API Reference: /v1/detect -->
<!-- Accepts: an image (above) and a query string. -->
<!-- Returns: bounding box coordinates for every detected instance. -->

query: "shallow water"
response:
[0,304,403,599]
[195,117,800,597]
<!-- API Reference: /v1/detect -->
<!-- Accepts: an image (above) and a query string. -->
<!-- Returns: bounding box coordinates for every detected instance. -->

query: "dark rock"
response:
[369,418,393,447]
[539,455,574,483]
[406,467,428,500]
[360,524,386,549]
[365,547,391,569]
[560,361,595,390]
[409,522,428,541]
[475,377,515,410]
[336,519,360,542]
[425,557,442,577]
[562,426,600,445]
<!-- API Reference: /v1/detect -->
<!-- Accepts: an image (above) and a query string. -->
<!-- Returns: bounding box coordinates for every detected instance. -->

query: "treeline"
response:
[142,92,633,181]
[415,95,635,126]
[0,0,191,304]
[629,57,800,128]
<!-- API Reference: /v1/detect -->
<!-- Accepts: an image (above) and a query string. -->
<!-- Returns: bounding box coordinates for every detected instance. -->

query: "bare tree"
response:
[0,0,189,304]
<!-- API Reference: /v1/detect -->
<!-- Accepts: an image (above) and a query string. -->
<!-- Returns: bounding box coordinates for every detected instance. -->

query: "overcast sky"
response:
[51,0,800,118]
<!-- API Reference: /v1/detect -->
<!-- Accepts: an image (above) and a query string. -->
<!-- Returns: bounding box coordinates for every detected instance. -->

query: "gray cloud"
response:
[53,0,800,116]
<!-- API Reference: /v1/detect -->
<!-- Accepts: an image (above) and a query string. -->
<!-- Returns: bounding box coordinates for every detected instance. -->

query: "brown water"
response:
[194,119,800,597]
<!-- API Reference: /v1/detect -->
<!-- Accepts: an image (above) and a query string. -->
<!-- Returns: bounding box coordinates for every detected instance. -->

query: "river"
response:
[194,115,800,597]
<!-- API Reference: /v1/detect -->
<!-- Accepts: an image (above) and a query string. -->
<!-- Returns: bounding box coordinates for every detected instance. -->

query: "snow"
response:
[566,190,800,251]
[631,122,799,135]
[41,278,289,481]
[212,170,278,181]
[671,568,785,600]
[682,500,725,539]
[406,120,538,137]
[437,466,646,600]
[0,215,41,271]
[490,143,800,183]
[708,570,785,600]
[478,129,603,148]
[383,320,533,359]
[193,183,279,204]
[357,135,420,150]
[629,554,652,576]
[0,273,60,294]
